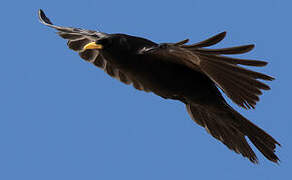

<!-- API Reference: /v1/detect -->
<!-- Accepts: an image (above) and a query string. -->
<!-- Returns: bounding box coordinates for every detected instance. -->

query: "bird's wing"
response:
[38,9,106,41]
[140,32,274,109]
[38,10,148,91]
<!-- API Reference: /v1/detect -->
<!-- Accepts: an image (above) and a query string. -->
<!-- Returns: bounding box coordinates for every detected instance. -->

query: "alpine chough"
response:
[38,9,280,164]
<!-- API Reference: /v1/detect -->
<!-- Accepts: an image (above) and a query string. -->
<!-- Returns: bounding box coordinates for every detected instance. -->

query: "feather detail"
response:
[187,103,280,163]
[182,32,226,48]
[193,44,255,55]
[198,53,268,67]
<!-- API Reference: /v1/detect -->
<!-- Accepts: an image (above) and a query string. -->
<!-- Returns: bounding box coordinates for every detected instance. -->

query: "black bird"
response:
[38,9,280,164]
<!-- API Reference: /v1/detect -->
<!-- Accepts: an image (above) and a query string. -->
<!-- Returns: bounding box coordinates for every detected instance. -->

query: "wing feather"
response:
[198,53,268,67]
[140,40,274,109]
[194,44,255,55]
[39,9,149,92]
[39,9,106,40]
[79,49,99,62]
[67,38,92,51]
[195,53,273,108]
[182,32,227,48]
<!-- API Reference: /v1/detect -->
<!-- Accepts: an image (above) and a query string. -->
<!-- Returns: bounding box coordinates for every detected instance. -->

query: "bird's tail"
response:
[186,102,280,163]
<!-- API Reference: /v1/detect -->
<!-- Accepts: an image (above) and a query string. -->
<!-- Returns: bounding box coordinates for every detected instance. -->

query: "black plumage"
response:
[38,9,280,163]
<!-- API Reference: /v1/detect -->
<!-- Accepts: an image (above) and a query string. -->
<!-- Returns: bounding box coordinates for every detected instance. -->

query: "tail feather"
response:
[249,136,279,163]
[186,103,280,164]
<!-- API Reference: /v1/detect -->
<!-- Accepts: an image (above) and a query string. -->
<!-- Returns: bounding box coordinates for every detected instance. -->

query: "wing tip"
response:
[174,39,190,46]
[38,9,53,25]
[219,31,227,38]
[182,31,227,48]
[246,44,255,52]
[255,60,268,67]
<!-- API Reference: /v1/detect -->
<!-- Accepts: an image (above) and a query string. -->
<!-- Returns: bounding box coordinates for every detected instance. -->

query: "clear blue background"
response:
[1,0,290,179]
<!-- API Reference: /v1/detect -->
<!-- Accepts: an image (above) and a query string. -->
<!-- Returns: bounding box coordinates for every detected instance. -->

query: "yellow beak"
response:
[83,42,103,50]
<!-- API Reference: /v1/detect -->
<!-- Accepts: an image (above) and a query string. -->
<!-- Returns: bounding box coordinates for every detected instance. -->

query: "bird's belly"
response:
[115,56,219,103]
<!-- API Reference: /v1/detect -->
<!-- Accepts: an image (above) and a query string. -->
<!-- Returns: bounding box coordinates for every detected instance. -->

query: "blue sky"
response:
[1,0,291,179]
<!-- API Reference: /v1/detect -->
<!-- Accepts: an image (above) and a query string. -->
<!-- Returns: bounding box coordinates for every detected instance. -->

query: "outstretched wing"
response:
[140,32,274,109]
[38,9,106,41]
[38,9,149,91]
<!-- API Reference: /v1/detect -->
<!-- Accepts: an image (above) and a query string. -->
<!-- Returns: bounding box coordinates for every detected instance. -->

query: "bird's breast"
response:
[102,51,219,102]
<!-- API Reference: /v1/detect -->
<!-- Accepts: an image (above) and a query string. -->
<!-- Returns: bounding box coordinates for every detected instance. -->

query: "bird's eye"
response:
[96,37,112,47]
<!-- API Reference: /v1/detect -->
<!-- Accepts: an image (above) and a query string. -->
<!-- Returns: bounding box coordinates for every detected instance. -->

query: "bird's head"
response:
[83,34,131,54]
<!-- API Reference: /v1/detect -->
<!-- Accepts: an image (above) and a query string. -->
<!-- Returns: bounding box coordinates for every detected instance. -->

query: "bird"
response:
[38,9,280,164]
